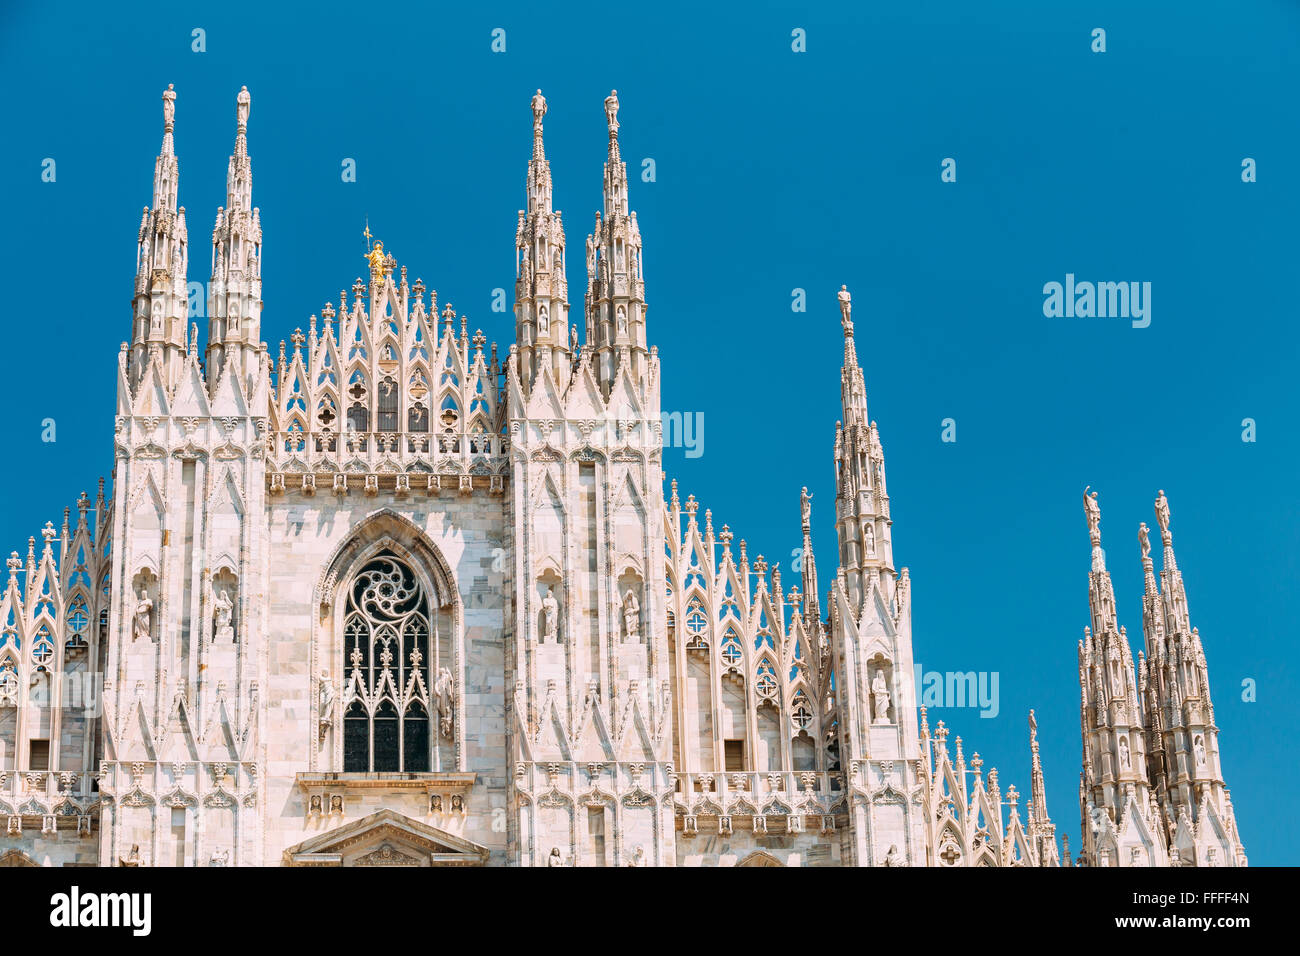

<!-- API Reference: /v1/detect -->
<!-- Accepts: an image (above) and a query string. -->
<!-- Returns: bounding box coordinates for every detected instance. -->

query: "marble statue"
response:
[622,589,640,641]
[604,89,619,134]
[541,587,558,643]
[133,589,152,642]
[871,669,890,724]
[531,89,546,130]
[1155,489,1171,540]
[213,588,234,642]
[1083,486,1101,541]
[436,666,454,739]
[317,672,333,729]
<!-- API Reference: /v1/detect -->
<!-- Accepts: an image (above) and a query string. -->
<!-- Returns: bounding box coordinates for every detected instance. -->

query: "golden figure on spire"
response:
[365,239,389,283]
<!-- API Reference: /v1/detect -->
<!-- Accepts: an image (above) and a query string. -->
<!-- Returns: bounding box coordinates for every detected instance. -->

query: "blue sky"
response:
[2,0,1296,862]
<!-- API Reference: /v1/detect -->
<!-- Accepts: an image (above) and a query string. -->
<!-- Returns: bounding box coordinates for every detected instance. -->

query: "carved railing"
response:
[268,429,509,477]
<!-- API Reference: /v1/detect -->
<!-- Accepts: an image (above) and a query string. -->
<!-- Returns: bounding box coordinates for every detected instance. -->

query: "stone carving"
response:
[1119,735,1131,770]
[604,89,619,134]
[871,669,891,725]
[435,666,455,739]
[317,672,334,732]
[356,842,421,867]
[531,88,546,130]
[883,844,906,867]
[547,846,566,867]
[622,589,640,642]
[1155,489,1171,541]
[1194,735,1206,766]
[133,588,153,642]
[213,588,234,643]
[541,587,559,644]
[0,666,17,707]
[1083,486,1101,543]
[627,845,647,867]
[1138,521,1150,562]
[210,848,229,867]
[838,284,852,324]
[236,84,250,128]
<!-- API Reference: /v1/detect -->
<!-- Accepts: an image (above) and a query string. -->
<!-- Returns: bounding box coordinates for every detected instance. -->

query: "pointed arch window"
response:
[377,376,399,432]
[342,552,433,772]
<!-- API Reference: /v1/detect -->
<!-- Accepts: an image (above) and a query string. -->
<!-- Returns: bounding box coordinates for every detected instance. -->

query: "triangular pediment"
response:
[282,808,489,866]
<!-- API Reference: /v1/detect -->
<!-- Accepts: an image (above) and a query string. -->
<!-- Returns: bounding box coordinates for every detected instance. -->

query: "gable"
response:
[282,808,489,866]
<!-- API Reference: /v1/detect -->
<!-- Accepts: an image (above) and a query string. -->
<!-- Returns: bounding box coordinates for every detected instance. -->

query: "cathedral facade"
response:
[0,87,1247,868]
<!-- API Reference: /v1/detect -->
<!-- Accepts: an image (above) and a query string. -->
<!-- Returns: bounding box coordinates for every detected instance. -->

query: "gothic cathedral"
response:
[0,87,1247,868]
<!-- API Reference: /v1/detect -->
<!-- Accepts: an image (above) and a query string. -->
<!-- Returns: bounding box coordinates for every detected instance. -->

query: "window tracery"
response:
[342,552,434,772]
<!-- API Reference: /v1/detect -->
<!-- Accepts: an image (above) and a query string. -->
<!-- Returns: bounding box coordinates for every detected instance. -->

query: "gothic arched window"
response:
[342,552,433,772]
[377,377,399,432]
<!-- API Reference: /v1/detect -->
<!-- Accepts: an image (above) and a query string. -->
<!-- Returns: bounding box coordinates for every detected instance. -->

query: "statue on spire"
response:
[1138,521,1151,562]
[236,85,251,129]
[365,240,388,283]
[531,89,547,132]
[604,89,620,136]
[838,284,853,334]
[1083,486,1101,544]
[1154,489,1171,544]
[800,486,813,530]
[162,83,176,130]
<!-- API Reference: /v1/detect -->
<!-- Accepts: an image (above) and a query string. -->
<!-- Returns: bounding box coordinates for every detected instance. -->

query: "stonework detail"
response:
[0,86,1246,868]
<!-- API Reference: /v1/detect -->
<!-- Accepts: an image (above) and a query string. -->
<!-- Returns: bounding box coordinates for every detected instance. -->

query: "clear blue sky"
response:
[2,0,1296,863]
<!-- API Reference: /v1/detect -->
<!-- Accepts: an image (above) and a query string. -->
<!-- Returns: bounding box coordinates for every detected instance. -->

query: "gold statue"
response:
[365,240,389,283]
